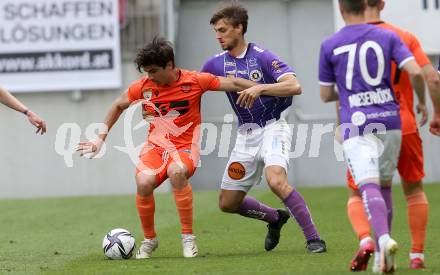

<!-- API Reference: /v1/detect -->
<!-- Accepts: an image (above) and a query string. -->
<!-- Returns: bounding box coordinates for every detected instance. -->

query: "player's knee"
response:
[135,174,156,196]
[218,198,239,213]
[402,180,423,196]
[267,176,288,192]
[167,163,187,180]
[266,167,286,187]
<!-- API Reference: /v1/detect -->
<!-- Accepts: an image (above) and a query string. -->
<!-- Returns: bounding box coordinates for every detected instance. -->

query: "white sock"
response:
[374,251,381,266]
[378,234,391,250]
[410,253,424,260]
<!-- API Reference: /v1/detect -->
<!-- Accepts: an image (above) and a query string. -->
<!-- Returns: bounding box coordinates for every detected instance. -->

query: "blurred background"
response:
[0,0,439,198]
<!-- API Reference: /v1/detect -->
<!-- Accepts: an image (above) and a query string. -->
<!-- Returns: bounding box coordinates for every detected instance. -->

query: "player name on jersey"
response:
[348,88,394,108]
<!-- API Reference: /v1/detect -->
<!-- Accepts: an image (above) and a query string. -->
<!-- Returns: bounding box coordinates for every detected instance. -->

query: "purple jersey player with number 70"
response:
[318,0,423,273]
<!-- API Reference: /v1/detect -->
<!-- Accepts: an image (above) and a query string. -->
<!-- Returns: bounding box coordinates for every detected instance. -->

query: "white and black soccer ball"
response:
[102,228,136,260]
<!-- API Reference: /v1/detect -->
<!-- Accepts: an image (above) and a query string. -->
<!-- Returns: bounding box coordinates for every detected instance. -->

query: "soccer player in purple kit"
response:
[202,3,326,253]
[319,0,423,272]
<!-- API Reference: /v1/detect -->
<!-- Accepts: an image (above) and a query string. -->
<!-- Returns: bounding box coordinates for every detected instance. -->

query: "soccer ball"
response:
[102,228,136,259]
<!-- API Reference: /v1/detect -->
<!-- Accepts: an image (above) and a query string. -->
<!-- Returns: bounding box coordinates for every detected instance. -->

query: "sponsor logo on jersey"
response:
[249,57,258,67]
[228,162,246,180]
[142,89,152,100]
[348,88,394,108]
[225,61,236,66]
[154,100,190,116]
[181,84,191,93]
[366,110,398,120]
[351,111,367,126]
[237,70,248,75]
[250,69,263,82]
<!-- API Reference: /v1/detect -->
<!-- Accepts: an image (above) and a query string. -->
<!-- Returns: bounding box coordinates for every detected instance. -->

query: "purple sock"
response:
[360,183,389,241]
[237,196,279,223]
[283,190,320,241]
[381,186,393,231]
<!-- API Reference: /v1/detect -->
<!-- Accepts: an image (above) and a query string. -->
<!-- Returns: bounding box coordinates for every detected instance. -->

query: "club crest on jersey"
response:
[228,162,246,180]
[250,70,262,82]
[181,84,191,93]
[249,57,258,67]
[142,89,153,100]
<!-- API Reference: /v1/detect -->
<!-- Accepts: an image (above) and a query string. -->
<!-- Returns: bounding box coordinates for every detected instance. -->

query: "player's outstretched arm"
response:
[76,90,131,157]
[236,74,301,108]
[0,86,46,134]
[216,76,257,92]
[320,84,339,103]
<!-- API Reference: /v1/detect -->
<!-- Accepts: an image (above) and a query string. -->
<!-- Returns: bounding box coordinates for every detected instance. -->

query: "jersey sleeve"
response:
[261,50,295,82]
[390,33,414,69]
[318,42,335,86]
[201,58,216,74]
[407,32,431,67]
[196,72,221,92]
[127,79,144,103]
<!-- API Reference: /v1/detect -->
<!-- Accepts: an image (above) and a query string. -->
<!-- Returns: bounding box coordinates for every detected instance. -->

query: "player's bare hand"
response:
[27,111,47,135]
[429,114,440,136]
[416,103,428,126]
[76,140,103,158]
[236,86,263,109]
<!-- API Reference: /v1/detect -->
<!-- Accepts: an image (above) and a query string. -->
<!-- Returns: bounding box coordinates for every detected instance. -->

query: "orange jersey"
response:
[370,21,431,135]
[127,69,221,150]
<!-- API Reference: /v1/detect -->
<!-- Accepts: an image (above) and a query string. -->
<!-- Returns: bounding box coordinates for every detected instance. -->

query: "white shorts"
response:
[343,130,401,186]
[221,118,292,192]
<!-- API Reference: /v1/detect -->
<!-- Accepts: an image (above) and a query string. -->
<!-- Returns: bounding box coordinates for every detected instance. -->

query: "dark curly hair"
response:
[134,36,175,73]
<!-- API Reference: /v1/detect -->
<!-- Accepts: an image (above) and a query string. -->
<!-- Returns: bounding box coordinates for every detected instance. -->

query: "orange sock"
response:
[173,184,193,235]
[347,196,371,241]
[406,192,429,253]
[136,194,156,239]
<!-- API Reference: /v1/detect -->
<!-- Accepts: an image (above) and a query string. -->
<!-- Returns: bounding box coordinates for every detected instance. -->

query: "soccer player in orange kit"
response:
[346,0,440,271]
[76,37,257,259]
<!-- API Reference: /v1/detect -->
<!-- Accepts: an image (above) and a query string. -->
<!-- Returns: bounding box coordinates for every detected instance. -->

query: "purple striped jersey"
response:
[201,43,295,127]
[319,24,414,140]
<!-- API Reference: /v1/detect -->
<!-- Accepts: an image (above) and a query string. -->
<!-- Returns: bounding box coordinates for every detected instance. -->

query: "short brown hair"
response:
[367,0,382,7]
[210,2,248,34]
[134,36,175,73]
[339,0,366,15]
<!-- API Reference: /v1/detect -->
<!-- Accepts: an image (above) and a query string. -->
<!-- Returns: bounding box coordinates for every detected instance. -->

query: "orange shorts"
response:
[136,145,198,185]
[347,132,424,190]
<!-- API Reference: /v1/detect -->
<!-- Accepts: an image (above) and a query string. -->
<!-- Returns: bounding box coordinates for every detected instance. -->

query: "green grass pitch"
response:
[1,184,439,274]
